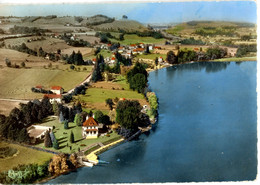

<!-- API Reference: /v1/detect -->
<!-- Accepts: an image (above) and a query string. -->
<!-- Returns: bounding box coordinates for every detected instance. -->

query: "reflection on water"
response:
[48,62,257,183]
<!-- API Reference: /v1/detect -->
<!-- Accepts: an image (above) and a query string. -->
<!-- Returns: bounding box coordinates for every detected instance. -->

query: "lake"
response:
[47,61,257,183]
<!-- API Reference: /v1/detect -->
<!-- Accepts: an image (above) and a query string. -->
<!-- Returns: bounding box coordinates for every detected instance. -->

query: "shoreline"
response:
[147,57,257,73]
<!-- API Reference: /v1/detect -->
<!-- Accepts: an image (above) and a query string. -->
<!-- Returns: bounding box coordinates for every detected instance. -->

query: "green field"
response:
[0,142,53,172]
[136,53,167,60]
[110,34,165,45]
[166,25,184,35]
[76,75,147,112]
[84,49,112,60]
[34,116,122,154]
[0,66,92,99]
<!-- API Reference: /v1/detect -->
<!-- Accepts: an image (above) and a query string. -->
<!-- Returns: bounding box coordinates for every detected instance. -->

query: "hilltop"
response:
[165,21,256,45]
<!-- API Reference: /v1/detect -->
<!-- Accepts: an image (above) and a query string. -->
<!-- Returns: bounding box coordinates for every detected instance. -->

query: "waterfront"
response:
[48,61,257,183]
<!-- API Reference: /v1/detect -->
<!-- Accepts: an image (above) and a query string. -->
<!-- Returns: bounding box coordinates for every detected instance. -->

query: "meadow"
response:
[0,66,92,99]
[0,142,53,172]
[110,34,165,45]
[76,75,148,112]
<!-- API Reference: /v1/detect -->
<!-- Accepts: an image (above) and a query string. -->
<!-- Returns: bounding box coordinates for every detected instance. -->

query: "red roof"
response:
[83,117,98,127]
[92,58,96,61]
[133,48,144,52]
[154,46,161,49]
[130,44,136,47]
[119,47,124,49]
[159,56,163,58]
[44,94,62,99]
[111,57,116,60]
[36,85,42,89]
[51,86,63,90]
[107,44,112,46]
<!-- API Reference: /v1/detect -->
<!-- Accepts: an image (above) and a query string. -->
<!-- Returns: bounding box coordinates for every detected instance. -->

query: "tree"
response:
[17,128,30,143]
[94,110,104,123]
[48,153,69,175]
[64,120,69,129]
[105,98,114,110]
[122,15,128,19]
[70,131,74,143]
[59,112,64,123]
[155,57,158,66]
[166,50,178,64]
[5,58,11,67]
[116,100,142,130]
[21,62,26,68]
[53,138,59,150]
[44,130,52,148]
[52,101,59,116]
[74,113,83,126]
[130,73,147,93]
[119,33,124,41]
[69,154,78,168]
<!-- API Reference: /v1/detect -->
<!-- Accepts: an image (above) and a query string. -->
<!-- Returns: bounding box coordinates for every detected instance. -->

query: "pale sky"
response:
[0,0,257,24]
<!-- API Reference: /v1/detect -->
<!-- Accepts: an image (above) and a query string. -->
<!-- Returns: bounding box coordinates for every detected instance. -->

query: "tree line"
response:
[9,25,49,35]
[0,97,53,144]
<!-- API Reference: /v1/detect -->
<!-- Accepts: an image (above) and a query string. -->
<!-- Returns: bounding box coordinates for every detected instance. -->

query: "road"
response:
[63,72,93,95]
[0,98,30,103]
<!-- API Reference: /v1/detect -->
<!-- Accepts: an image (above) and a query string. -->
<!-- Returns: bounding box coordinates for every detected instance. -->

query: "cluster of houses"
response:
[34,85,64,103]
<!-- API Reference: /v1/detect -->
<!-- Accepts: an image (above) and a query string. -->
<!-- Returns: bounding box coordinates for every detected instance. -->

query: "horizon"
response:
[0,1,257,24]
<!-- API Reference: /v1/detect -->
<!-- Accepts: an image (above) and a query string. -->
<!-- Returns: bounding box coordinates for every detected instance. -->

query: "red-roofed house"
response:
[158,56,164,63]
[51,86,64,95]
[44,94,62,103]
[109,57,116,65]
[82,117,99,139]
[133,48,145,54]
[35,85,43,90]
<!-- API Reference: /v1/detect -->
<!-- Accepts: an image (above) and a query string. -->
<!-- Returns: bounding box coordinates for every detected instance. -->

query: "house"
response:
[92,58,96,64]
[118,46,124,53]
[44,94,62,104]
[35,85,43,90]
[82,117,99,139]
[27,125,52,143]
[110,57,116,64]
[51,86,64,95]
[129,44,137,49]
[158,56,164,63]
[149,45,154,50]
[139,43,145,48]
[133,48,145,54]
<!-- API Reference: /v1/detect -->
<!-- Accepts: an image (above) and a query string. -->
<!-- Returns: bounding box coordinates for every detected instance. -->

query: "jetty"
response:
[83,138,125,166]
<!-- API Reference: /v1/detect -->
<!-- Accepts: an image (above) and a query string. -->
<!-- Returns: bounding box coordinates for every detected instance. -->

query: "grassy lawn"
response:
[166,25,184,35]
[0,142,53,172]
[76,75,147,112]
[34,116,122,154]
[0,67,92,99]
[136,53,167,60]
[213,56,257,62]
[110,34,165,45]
[84,49,112,60]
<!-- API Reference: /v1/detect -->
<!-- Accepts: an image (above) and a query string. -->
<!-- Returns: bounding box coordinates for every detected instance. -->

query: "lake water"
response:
[48,61,257,183]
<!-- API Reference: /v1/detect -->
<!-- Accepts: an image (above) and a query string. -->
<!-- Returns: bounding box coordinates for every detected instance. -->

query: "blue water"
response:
[48,61,257,183]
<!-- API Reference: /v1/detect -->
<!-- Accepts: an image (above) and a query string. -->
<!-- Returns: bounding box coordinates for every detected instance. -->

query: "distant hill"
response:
[81,14,114,26]
[92,19,148,32]
[166,21,256,36]
[19,15,147,32]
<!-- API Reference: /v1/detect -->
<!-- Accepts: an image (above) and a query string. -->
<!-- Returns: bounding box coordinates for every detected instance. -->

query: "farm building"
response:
[27,125,52,143]
[51,86,64,95]
[44,94,62,104]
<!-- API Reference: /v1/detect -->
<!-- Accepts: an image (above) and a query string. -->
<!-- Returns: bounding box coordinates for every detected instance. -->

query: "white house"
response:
[44,94,62,104]
[158,56,164,63]
[82,117,99,139]
[51,86,64,95]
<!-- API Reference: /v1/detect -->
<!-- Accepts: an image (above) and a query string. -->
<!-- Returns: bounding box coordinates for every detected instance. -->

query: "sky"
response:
[0,0,257,24]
